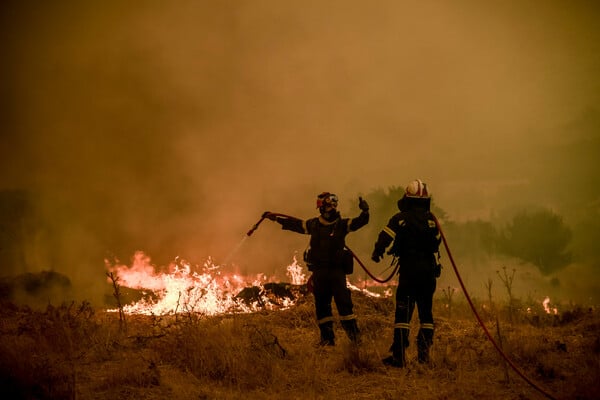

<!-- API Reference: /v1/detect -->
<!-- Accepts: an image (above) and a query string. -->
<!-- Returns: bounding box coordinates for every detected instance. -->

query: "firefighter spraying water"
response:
[261,193,370,346]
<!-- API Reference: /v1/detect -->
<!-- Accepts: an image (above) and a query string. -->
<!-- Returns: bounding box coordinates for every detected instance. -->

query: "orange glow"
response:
[542,296,558,315]
[106,251,306,316]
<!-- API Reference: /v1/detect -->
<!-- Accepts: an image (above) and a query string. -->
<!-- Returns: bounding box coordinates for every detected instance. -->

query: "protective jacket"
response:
[277,211,369,271]
[372,197,441,278]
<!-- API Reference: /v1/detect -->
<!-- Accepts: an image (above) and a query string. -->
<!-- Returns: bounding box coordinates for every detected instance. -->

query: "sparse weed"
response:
[0,290,598,400]
[441,286,456,318]
[497,266,517,323]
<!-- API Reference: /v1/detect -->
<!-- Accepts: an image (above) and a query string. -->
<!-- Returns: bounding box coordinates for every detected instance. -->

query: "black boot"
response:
[417,327,433,363]
[383,328,408,368]
[417,345,429,363]
[341,319,360,344]
[318,321,335,346]
[382,348,406,368]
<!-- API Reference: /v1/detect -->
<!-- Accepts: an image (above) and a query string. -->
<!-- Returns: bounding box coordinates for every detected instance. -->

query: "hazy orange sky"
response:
[1,1,598,289]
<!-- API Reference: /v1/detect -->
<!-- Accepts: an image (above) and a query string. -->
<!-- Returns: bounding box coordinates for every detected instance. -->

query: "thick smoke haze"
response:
[1,1,599,303]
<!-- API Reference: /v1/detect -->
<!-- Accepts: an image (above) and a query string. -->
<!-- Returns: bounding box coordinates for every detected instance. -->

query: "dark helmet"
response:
[316,192,339,221]
[316,192,338,209]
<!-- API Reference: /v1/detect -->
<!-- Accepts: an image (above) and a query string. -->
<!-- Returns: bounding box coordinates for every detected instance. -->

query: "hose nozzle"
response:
[247,217,265,236]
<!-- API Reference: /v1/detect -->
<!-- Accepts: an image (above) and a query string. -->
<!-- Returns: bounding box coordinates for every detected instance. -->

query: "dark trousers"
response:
[312,268,358,343]
[392,274,436,359]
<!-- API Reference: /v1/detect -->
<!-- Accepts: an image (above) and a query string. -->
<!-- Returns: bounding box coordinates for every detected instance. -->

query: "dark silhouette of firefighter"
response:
[264,192,369,345]
[371,179,441,367]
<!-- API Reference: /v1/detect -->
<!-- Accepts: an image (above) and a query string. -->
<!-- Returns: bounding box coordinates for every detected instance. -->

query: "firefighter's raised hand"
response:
[358,197,369,212]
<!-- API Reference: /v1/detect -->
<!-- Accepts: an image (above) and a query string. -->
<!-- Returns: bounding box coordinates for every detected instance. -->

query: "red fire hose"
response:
[248,211,557,399]
[345,246,399,283]
[430,214,556,400]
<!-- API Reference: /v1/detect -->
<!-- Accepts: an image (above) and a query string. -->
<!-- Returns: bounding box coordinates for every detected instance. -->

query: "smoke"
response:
[1,1,599,304]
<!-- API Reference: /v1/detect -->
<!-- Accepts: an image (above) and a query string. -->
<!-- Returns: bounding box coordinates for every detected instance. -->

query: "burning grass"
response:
[0,287,598,400]
[0,253,597,399]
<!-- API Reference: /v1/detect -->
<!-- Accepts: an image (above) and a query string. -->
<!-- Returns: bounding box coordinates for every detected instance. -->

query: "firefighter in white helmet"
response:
[265,193,369,346]
[371,179,442,367]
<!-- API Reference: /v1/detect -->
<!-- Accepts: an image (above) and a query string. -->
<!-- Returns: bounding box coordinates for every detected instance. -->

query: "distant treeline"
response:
[360,186,582,277]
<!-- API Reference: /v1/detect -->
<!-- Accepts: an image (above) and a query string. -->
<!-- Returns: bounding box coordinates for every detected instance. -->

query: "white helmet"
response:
[405,179,429,198]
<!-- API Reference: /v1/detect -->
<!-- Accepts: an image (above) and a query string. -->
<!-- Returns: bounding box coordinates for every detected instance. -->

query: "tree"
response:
[497,208,572,275]
[442,219,496,261]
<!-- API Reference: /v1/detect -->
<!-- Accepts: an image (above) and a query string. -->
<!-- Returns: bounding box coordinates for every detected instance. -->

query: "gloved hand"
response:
[371,251,382,263]
[262,211,277,221]
[358,196,369,212]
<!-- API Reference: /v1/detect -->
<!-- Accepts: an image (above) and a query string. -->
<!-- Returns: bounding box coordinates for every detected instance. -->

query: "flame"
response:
[286,255,306,285]
[346,281,385,298]
[106,251,307,316]
[542,296,558,315]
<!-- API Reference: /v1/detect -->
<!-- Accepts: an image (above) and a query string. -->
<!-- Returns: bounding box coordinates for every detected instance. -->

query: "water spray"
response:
[224,212,288,266]
[222,236,249,266]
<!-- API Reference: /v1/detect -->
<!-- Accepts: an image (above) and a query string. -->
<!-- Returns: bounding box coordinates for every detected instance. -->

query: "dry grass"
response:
[0,291,598,400]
